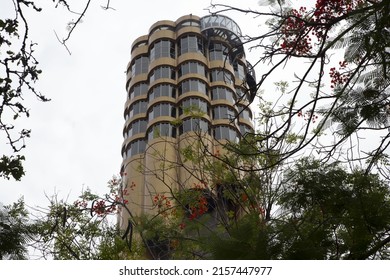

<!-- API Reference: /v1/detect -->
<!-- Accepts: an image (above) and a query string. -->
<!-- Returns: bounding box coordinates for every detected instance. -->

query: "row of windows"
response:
[148,20,201,37]
[130,39,245,75]
[124,118,253,142]
[130,81,241,104]
[131,20,202,53]
[126,96,253,122]
[134,64,238,89]
[124,123,242,158]
[125,122,251,144]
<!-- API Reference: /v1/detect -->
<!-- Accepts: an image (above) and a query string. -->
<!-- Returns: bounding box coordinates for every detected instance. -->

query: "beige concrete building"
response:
[119,14,256,227]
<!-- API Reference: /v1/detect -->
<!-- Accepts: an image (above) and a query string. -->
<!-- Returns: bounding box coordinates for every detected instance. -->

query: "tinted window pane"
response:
[131,56,149,77]
[179,62,206,77]
[209,42,231,63]
[179,79,207,95]
[150,40,175,61]
[214,126,237,141]
[129,83,148,100]
[148,123,176,140]
[179,35,204,55]
[150,66,175,83]
[149,84,176,100]
[180,118,209,134]
[211,87,235,103]
[210,69,233,85]
[180,98,208,116]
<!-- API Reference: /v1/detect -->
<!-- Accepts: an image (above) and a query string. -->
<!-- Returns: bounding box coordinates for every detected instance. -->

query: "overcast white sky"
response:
[0,0,268,208]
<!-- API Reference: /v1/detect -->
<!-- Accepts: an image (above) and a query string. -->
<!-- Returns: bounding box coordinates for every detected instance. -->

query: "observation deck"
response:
[200,15,257,102]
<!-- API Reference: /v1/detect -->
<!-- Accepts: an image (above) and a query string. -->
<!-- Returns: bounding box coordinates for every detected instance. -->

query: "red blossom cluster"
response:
[280,0,365,55]
[179,222,186,230]
[153,193,172,212]
[74,199,88,208]
[92,200,116,216]
[188,196,208,220]
[314,0,364,20]
[114,194,128,205]
[297,110,319,123]
[329,61,349,88]
[280,7,312,55]
[193,181,208,189]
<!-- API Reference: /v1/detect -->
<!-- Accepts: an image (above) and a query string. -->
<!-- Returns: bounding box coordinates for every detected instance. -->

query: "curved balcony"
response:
[200,15,243,60]
[201,15,256,103]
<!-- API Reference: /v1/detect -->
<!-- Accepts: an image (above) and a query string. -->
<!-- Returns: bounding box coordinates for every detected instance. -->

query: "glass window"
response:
[214,126,238,142]
[180,98,208,116]
[149,84,176,100]
[177,20,200,29]
[209,42,231,63]
[127,139,146,157]
[131,56,149,77]
[150,40,175,61]
[179,35,204,55]
[148,123,176,141]
[211,87,235,103]
[178,79,207,96]
[213,106,236,121]
[132,41,147,51]
[237,105,252,121]
[150,25,174,35]
[180,118,209,134]
[129,83,148,100]
[210,69,233,85]
[234,62,246,81]
[148,103,176,120]
[239,124,253,135]
[149,66,175,83]
[128,119,147,137]
[235,87,248,101]
[178,61,206,77]
[128,100,147,119]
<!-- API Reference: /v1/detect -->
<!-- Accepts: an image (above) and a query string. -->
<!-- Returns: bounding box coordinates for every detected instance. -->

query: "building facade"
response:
[120,14,256,227]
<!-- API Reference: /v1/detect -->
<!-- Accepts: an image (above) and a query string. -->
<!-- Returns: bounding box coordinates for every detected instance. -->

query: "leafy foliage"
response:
[202,158,390,259]
[0,198,33,259]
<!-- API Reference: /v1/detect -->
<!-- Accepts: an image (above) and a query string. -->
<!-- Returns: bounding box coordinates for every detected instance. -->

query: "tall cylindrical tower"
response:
[119,14,256,228]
